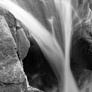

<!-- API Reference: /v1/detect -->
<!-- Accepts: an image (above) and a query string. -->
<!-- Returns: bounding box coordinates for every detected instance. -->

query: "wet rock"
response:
[16,28,30,60]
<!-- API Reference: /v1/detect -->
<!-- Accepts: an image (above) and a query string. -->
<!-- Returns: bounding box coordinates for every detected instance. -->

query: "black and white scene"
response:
[0,0,91,92]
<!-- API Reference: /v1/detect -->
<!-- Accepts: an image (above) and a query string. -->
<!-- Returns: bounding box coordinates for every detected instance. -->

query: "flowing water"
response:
[0,0,82,92]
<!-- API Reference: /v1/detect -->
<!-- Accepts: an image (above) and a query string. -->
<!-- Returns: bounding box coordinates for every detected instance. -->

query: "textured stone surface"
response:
[0,58,25,83]
[17,28,30,60]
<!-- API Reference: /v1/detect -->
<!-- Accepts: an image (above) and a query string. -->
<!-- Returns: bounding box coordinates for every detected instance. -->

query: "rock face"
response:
[16,27,30,61]
[0,7,29,92]
[70,0,92,91]
[0,7,30,62]
[0,16,17,63]
[0,11,26,84]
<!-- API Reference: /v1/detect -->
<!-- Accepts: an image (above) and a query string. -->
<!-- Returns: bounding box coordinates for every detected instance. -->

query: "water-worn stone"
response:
[0,58,25,83]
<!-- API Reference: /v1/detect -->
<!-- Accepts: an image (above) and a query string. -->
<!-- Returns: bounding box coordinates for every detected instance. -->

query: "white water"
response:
[54,0,80,92]
[61,1,79,92]
[0,0,81,92]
